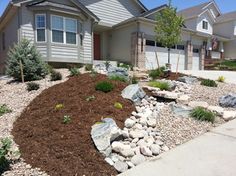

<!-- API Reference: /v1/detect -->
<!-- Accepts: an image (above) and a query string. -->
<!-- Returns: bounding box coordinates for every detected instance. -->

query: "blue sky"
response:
[0,0,236,16]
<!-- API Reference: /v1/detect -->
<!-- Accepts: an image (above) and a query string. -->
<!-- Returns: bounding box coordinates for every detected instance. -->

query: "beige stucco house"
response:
[0,0,236,74]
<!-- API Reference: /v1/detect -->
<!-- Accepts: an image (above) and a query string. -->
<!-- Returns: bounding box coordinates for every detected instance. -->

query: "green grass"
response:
[190,107,215,123]
[0,105,12,117]
[200,79,217,87]
[109,75,127,82]
[148,81,170,91]
[221,60,236,67]
[148,66,165,80]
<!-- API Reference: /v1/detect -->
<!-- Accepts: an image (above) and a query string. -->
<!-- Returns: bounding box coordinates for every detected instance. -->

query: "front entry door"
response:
[94,34,101,60]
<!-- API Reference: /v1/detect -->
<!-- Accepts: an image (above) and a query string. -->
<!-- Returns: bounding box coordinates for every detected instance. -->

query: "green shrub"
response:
[86,95,96,102]
[190,107,215,123]
[148,81,170,91]
[0,105,12,117]
[131,76,138,84]
[201,79,217,87]
[50,70,62,81]
[217,76,225,83]
[109,75,127,82]
[118,63,132,70]
[114,102,123,109]
[6,38,48,82]
[95,81,114,93]
[69,67,80,77]
[148,66,165,80]
[0,138,12,174]
[26,82,40,91]
[85,64,93,71]
[63,115,71,124]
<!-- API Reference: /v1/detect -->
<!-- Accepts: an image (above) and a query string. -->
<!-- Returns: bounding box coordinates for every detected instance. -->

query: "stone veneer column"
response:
[131,32,146,69]
[200,46,206,70]
[185,41,193,70]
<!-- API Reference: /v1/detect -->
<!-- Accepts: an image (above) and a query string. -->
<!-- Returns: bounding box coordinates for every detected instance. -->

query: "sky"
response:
[0,0,236,16]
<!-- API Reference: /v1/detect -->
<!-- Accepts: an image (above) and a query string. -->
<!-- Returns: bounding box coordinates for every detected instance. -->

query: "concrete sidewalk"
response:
[180,70,236,84]
[119,120,236,176]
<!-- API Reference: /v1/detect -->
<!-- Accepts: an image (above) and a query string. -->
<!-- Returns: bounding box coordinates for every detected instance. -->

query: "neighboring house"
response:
[0,0,236,74]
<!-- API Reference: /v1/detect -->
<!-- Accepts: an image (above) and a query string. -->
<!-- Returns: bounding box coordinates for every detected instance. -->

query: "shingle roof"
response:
[140,4,167,17]
[177,1,211,19]
[216,11,236,23]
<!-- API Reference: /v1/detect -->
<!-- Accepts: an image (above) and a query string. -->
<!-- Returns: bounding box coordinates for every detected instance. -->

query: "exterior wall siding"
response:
[20,5,34,41]
[196,13,213,35]
[214,21,234,39]
[79,0,143,26]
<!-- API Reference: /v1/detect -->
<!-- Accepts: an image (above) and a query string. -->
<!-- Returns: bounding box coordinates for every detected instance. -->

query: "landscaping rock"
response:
[222,111,236,121]
[105,157,114,166]
[131,154,146,166]
[91,118,121,156]
[208,106,224,116]
[120,148,135,158]
[170,104,192,118]
[140,146,153,156]
[124,118,136,128]
[129,130,146,139]
[108,66,128,78]
[188,101,209,109]
[111,141,130,153]
[114,161,128,173]
[122,84,146,103]
[150,144,161,155]
[156,91,179,100]
[177,95,190,104]
[219,94,236,108]
[178,76,198,84]
[147,119,156,127]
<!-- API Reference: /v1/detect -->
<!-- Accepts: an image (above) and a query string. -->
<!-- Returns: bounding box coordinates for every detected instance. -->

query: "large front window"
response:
[51,15,77,45]
[202,21,208,30]
[36,14,46,42]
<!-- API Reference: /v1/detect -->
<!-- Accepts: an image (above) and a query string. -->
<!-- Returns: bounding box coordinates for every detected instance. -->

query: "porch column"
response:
[185,41,193,70]
[220,41,224,60]
[131,32,146,69]
[200,46,206,70]
[206,38,212,59]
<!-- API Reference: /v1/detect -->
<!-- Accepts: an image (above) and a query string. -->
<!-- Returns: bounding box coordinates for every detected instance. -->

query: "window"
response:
[177,45,185,50]
[202,21,208,30]
[156,42,164,48]
[146,40,155,46]
[51,15,77,44]
[2,32,5,50]
[193,48,199,53]
[36,14,46,42]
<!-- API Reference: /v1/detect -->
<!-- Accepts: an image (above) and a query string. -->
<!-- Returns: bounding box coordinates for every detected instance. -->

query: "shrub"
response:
[109,75,127,82]
[6,38,48,82]
[0,138,12,174]
[86,95,95,102]
[26,82,40,91]
[69,67,80,77]
[50,70,62,81]
[63,115,71,124]
[217,76,225,83]
[85,64,93,71]
[131,76,138,84]
[90,69,98,78]
[0,105,12,117]
[201,79,217,87]
[190,107,215,123]
[55,104,64,110]
[114,102,123,109]
[148,66,165,80]
[95,81,114,93]
[118,63,132,70]
[148,81,170,91]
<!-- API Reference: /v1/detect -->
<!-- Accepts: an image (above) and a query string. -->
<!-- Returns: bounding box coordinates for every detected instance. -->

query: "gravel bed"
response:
[0,69,69,176]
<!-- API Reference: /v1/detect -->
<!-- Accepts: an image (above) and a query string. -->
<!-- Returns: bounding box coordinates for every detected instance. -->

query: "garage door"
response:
[145,46,185,71]
[192,48,200,70]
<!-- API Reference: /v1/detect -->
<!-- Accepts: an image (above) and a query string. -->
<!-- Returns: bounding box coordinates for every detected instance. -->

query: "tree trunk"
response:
[168,48,171,64]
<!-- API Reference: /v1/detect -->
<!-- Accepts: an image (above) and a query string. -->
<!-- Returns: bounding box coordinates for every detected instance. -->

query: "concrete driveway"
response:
[119,119,236,176]
[180,70,236,84]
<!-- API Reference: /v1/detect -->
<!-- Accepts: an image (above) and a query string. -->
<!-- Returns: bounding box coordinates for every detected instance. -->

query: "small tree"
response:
[6,38,48,82]
[155,0,184,66]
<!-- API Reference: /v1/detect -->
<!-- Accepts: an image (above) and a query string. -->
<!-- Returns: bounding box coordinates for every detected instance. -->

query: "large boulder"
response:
[91,118,122,156]
[108,66,129,78]
[122,84,146,103]
[170,104,192,118]
[177,76,198,84]
[219,94,236,108]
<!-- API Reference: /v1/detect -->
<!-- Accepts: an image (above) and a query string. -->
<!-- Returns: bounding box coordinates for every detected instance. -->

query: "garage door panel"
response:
[192,53,200,70]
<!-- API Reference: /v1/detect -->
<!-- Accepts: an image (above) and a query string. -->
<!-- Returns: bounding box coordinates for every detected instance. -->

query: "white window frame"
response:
[35,14,47,43]
[51,15,78,45]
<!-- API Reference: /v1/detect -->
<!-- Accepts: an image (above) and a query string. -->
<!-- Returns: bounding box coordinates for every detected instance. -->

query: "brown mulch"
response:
[12,73,135,176]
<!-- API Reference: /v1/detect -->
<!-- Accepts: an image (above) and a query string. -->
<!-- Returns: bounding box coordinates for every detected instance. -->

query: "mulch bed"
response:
[12,73,135,176]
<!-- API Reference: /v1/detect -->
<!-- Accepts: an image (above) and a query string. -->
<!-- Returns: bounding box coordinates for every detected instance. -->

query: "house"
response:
[0,0,235,74]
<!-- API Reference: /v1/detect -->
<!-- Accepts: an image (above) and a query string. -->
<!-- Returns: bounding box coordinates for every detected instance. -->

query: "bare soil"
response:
[12,73,135,176]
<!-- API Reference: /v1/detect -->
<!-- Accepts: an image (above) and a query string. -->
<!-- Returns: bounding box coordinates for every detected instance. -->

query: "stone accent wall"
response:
[185,41,193,70]
[200,46,206,70]
[131,32,146,69]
